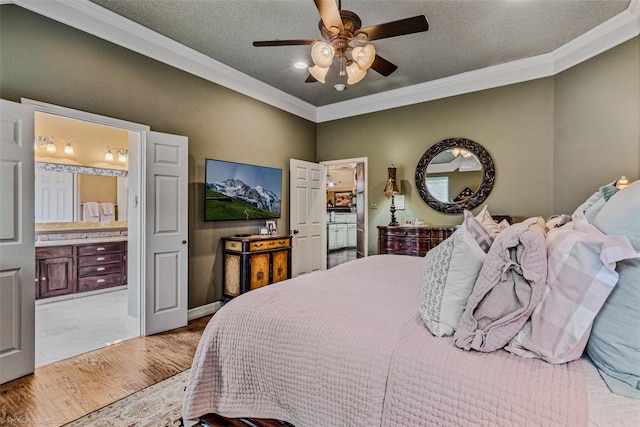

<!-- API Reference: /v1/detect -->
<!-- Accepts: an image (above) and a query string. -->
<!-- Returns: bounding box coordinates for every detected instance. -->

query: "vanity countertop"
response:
[36,236,127,247]
[35,221,128,247]
[35,221,128,234]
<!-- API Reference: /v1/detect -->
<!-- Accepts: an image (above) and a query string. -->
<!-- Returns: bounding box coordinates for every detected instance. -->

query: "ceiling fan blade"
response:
[355,15,428,41]
[253,40,316,47]
[370,55,398,76]
[305,74,318,83]
[314,0,343,34]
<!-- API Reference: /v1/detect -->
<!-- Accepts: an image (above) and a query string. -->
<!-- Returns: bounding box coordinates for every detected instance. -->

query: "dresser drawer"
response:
[385,240,424,256]
[77,262,123,278]
[378,226,455,257]
[382,228,422,238]
[249,238,290,252]
[36,245,73,259]
[77,252,123,267]
[77,242,122,256]
[382,239,421,254]
[77,273,123,293]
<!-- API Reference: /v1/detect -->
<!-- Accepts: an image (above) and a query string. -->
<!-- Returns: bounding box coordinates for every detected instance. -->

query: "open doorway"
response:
[323,158,368,269]
[33,112,138,366]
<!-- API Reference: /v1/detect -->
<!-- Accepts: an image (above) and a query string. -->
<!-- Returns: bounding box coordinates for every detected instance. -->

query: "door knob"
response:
[291,230,299,235]
[182,240,187,244]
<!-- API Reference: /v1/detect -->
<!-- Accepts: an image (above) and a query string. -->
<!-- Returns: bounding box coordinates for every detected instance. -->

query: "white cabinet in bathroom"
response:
[328,223,347,251]
[347,223,357,248]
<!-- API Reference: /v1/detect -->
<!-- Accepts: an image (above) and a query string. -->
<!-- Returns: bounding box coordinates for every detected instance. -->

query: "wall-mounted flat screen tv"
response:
[205,158,282,221]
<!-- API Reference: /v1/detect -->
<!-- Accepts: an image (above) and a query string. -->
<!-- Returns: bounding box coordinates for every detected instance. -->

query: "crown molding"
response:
[7,0,640,124]
[317,0,640,122]
[9,0,318,122]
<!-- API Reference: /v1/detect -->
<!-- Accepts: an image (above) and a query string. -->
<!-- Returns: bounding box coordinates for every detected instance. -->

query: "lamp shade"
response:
[384,165,400,198]
[352,44,376,70]
[346,61,366,84]
[308,65,330,83]
[616,176,630,189]
[311,42,334,68]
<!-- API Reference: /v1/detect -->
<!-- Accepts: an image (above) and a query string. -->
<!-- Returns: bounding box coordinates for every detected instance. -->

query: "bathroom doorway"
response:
[323,158,368,269]
[33,112,137,366]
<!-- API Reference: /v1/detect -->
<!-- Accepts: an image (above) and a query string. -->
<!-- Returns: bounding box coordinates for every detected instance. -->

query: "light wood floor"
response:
[0,315,212,426]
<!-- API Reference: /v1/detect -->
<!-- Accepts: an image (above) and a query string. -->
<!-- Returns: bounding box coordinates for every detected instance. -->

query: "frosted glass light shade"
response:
[346,62,366,84]
[352,44,375,70]
[64,139,74,154]
[45,138,56,152]
[105,149,114,161]
[308,65,330,83]
[310,42,334,68]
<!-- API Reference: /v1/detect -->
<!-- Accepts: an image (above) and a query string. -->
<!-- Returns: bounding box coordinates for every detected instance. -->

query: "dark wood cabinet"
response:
[377,226,455,257]
[35,241,127,300]
[222,235,292,300]
[76,242,126,293]
[36,246,75,299]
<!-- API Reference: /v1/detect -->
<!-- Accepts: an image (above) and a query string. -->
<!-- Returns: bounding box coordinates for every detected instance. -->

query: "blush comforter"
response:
[183,255,587,426]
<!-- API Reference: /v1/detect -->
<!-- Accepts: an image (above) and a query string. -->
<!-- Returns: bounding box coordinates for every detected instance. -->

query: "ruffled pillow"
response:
[454,217,548,352]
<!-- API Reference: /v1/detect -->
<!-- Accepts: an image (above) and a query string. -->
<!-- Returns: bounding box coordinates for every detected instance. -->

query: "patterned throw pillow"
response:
[506,212,639,364]
[464,209,495,252]
[420,209,490,337]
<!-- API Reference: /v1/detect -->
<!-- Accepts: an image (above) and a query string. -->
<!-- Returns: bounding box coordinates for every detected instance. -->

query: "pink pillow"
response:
[506,212,639,363]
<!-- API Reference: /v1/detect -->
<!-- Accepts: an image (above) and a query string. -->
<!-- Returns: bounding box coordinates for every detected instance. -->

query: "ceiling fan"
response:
[252,0,429,85]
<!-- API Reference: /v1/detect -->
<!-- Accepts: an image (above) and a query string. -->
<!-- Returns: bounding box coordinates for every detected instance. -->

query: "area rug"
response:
[63,370,192,427]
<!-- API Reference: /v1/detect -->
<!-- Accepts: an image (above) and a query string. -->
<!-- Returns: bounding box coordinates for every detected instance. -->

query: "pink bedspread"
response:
[183,255,587,426]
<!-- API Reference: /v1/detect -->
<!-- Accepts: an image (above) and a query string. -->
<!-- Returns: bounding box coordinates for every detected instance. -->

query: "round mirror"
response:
[415,138,495,214]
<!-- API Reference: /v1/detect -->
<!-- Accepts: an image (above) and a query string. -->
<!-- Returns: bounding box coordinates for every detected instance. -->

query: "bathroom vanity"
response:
[35,222,127,300]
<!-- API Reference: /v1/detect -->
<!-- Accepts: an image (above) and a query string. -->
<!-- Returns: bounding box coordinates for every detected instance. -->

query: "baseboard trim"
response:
[188,301,223,321]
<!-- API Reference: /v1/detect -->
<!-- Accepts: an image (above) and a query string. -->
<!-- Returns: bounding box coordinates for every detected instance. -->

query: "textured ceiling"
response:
[88,0,631,107]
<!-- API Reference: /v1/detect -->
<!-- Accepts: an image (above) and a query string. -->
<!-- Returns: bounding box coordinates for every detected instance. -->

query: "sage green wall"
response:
[554,37,640,214]
[317,79,556,255]
[318,36,640,256]
[0,5,316,308]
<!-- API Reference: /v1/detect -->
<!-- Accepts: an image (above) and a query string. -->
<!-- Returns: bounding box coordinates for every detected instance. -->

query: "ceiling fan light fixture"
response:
[310,42,334,68]
[346,61,366,84]
[352,44,376,70]
[308,65,330,83]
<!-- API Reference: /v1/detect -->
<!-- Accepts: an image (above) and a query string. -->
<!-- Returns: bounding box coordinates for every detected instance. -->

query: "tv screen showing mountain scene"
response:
[205,159,282,221]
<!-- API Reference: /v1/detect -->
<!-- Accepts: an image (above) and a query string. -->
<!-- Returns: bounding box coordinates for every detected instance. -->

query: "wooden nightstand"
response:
[377,226,455,257]
[222,235,292,300]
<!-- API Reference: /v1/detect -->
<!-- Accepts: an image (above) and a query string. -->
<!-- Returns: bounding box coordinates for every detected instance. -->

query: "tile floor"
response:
[35,289,139,367]
[328,247,357,269]
[35,251,355,367]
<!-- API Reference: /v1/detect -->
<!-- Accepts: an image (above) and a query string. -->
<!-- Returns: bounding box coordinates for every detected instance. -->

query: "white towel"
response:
[100,203,115,222]
[83,202,100,222]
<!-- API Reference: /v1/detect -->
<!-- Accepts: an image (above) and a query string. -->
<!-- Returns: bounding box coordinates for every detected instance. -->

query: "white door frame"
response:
[321,157,368,257]
[21,98,149,334]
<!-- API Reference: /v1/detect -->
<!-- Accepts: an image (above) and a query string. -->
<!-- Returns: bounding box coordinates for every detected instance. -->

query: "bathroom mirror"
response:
[415,138,495,214]
[35,162,128,223]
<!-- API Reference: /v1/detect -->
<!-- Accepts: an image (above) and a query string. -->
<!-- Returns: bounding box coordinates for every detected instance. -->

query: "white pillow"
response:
[420,213,488,337]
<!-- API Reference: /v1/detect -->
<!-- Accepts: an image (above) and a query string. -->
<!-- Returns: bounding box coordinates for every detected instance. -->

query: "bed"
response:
[183,181,640,426]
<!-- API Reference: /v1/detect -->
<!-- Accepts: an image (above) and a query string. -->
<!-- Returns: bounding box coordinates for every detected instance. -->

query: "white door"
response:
[0,100,35,383]
[34,170,73,223]
[289,159,326,277]
[143,131,188,335]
